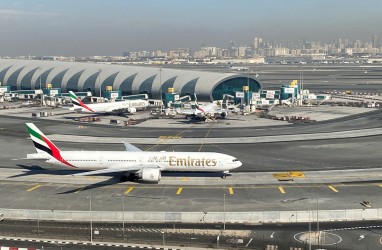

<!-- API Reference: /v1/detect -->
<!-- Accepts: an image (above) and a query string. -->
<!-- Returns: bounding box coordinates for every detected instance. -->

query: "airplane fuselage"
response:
[70,99,149,113]
[46,151,241,172]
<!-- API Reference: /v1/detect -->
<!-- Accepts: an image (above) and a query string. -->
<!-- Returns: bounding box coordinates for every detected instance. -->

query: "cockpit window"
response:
[233,159,238,162]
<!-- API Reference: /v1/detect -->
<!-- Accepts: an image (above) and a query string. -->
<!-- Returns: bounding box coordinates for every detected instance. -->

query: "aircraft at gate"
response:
[68,91,149,114]
[25,123,242,183]
[176,94,228,119]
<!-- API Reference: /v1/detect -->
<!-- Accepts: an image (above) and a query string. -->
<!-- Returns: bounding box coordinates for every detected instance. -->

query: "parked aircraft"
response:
[68,91,148,114]
[229,65,248,71]
[176,94,228,119]
[25,123,242,183]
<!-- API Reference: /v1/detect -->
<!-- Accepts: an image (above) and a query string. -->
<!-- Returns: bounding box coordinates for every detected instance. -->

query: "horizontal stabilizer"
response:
[26,153,51,160]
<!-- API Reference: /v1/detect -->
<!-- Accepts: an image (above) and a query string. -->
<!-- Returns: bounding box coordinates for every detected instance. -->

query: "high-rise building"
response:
[372,35,378,48]
[253,37,263,49]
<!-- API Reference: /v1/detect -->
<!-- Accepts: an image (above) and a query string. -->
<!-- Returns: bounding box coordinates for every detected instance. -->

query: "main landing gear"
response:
[120,173,136,182]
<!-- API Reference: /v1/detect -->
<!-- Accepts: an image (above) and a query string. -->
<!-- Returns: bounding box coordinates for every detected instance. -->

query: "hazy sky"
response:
[0,0,381,56]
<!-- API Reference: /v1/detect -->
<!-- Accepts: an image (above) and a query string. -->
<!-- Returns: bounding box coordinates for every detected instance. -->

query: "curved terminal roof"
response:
[0,59,261,101]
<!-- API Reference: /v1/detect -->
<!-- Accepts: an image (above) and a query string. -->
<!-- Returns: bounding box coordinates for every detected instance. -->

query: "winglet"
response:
[69,91,94,112]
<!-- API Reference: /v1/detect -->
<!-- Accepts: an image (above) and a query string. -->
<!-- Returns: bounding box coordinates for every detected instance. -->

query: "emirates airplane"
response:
[68,91,149,114]
[176,94,228,119]
[25,123,242,183]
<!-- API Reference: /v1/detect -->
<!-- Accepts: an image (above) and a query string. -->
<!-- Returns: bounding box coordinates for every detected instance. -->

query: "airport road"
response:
[1,220,382,250]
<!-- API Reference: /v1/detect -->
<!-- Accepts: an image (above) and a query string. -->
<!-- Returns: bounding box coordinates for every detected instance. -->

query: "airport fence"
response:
[0,208,380,224]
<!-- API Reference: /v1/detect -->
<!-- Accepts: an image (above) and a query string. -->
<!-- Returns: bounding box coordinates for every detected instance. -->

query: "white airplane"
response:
[229,65,248,71]
[25,123,242,183]
[68,91,149,114]
[176,94,228,119]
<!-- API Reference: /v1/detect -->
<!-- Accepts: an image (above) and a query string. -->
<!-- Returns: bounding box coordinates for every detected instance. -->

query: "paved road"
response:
[1,220,382,250]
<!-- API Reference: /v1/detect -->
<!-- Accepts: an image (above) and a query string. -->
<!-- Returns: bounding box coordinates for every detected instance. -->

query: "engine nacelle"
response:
[128,107,137,113]
[139,168,161,183]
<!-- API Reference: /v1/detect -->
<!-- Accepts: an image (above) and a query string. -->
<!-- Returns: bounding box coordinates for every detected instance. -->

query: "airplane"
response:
[25,123,242,183]
[176,94,228,120]
[228,65,248,71]
[68,91,149,114]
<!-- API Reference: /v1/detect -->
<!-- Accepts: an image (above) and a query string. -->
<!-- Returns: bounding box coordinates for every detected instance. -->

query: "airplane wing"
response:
[122,142,142,152]
[71,164,160,176]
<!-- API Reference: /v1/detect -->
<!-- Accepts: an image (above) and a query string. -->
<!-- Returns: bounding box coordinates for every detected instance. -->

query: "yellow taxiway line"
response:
[124,187,134,195]
[278,187,286,194]
[27,184,41,192]
[228,187,234,195]
[328,185,339,193]
[176,187,183,195]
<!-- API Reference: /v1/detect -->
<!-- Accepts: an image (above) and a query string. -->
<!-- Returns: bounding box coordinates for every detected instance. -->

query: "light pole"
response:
[97,69,102,98]
[247,67,250,107]
[308,210,311,250]
[223,193,226,231]
[161,231,165,249]
[159,66,162,113]
[37,199,40,236]
[87,196,92,242]
[122,195,125,238]
[38,67,43,106]
[316,193,320,245]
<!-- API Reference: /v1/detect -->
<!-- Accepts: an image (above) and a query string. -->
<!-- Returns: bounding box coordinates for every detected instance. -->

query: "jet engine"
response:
[139,168,161,183]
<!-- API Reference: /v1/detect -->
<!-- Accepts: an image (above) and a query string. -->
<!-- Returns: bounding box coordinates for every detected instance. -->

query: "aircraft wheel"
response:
[221,174,227,179]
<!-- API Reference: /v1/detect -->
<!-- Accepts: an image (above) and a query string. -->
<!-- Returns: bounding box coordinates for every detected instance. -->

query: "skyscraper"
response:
[372,35,378,48]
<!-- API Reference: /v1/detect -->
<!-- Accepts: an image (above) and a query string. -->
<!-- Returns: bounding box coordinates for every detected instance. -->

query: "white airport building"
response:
[0,59,261,101]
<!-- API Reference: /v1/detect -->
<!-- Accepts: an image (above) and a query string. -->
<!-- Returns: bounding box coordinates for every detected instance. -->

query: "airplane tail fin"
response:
[194,93,204,113]
[26,123,60,154]
[25,123,76,168]
[69,91,94,112]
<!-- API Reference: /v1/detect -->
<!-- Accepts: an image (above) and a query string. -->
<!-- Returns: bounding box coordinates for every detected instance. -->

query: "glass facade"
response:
[66,70,85,92]
[0,66,11,85]
[83,71,101,94]
[212,77,261,100]
[35,68,53,89]
[160,76,177,98]
[20,67,39,90]
[119,73,137,96]
[51,69,69,89]
[180,78,199,97]
[138,75,157,97]
[100,72,119,93]
[7,67,25,90]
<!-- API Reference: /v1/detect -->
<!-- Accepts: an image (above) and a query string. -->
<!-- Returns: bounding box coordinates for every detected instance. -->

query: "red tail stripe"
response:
[42,136,76,168]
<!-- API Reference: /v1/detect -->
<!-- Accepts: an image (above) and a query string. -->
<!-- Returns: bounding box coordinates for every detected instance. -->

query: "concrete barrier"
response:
[1,208,382,224]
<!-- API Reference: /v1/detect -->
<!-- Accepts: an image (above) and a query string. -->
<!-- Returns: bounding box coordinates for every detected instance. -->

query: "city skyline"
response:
[0,0,382,57]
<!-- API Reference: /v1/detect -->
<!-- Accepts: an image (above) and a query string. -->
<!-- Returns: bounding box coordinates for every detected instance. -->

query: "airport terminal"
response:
[0,59,261,101]
[1,60,382,249]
